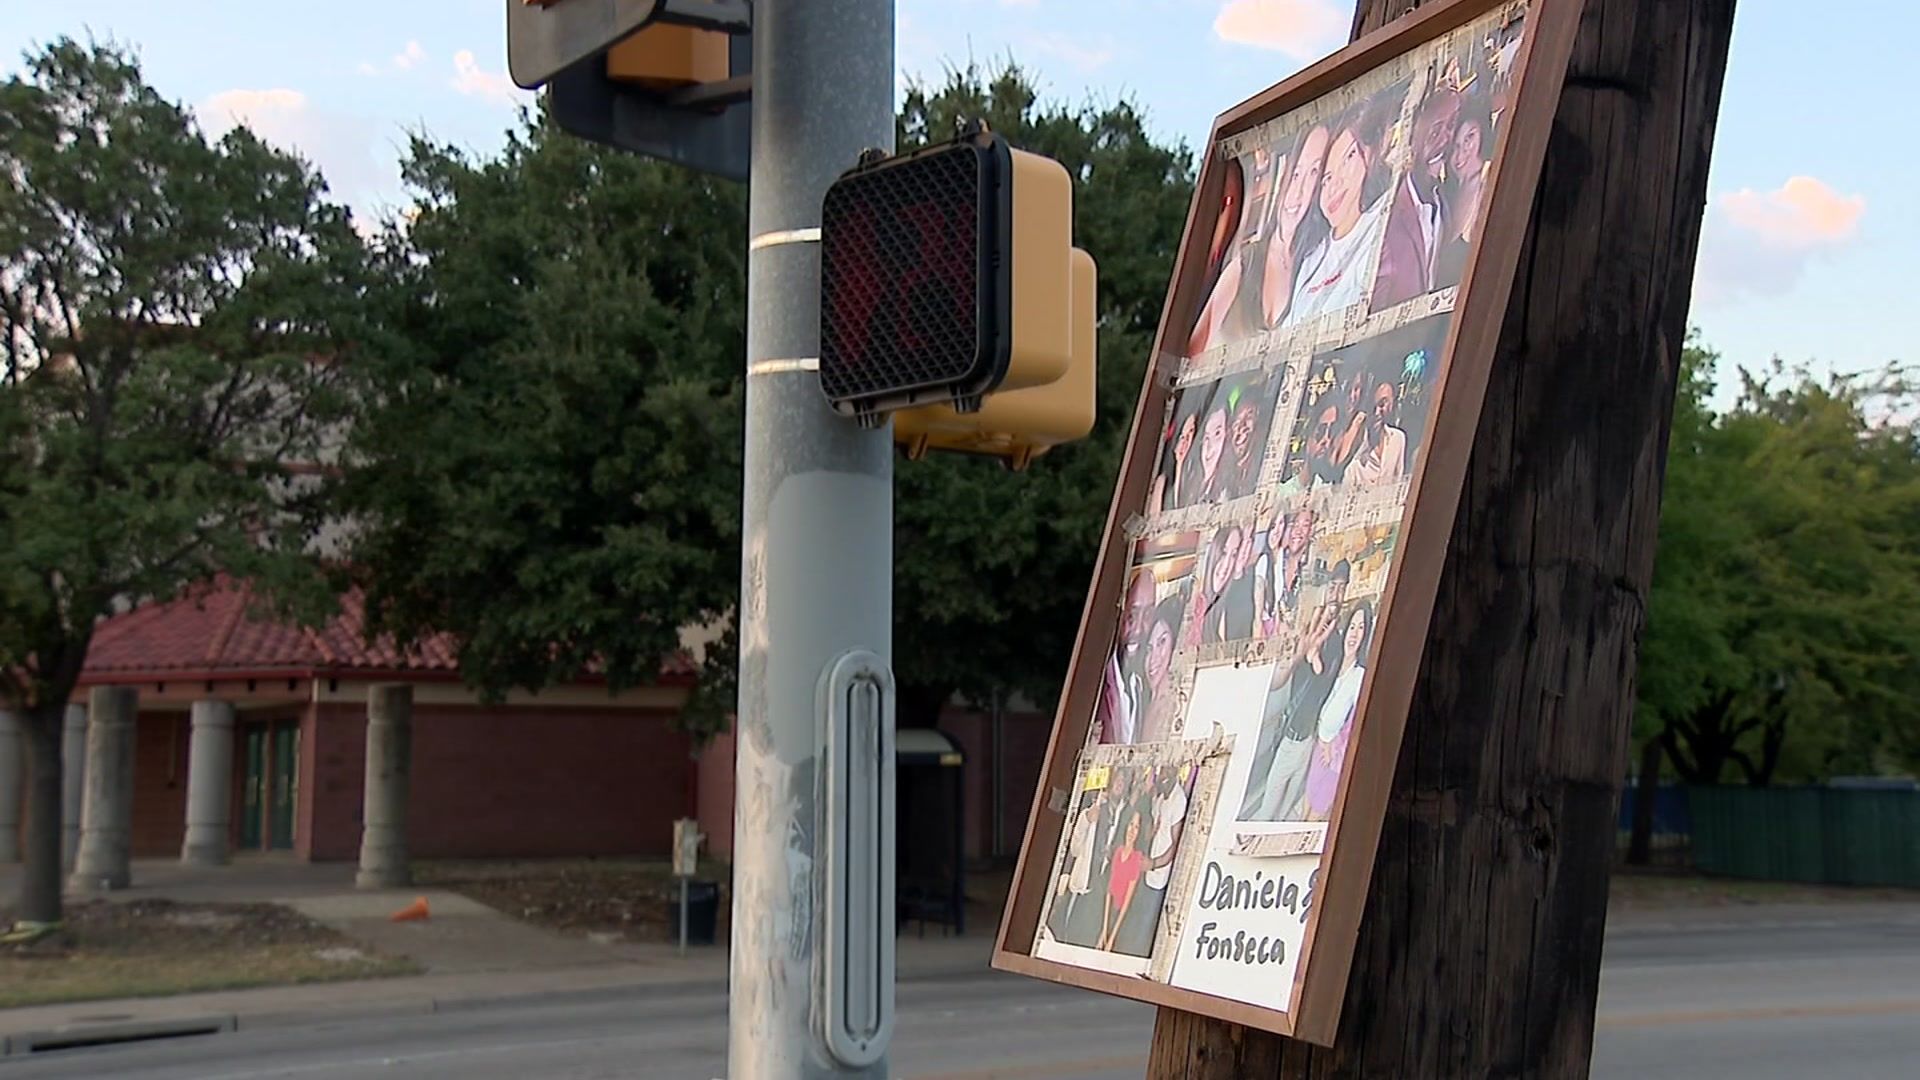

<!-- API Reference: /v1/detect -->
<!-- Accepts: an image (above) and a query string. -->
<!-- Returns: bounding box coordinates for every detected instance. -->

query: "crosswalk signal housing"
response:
[819,127,1073,426]
[892,247,1097,470]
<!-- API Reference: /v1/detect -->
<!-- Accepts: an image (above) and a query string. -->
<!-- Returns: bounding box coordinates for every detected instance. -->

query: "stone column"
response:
[61,704,87,871]
[0,709,22,863]
[355,684,412,889]
[68,686,137,893]
[180,700,236,866]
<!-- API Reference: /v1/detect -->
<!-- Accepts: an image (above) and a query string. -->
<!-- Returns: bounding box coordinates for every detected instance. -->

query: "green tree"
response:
[338,106,748,727]
[0,40,371,923]
[1635,343,1920,797]
[891,65,1194,725]
[345,64,1194,736]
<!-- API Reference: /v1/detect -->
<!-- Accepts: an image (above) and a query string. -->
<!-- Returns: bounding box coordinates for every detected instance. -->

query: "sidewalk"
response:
[14,856,1913,1051]
[0,928,994,1046]
[0,855,998,1047]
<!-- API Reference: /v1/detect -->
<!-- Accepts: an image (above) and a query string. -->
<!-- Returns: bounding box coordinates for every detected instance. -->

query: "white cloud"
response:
[393,40,426,71]
[198,88,312,143]
[450,49,525,106]
[195,88,389,231]
[359,40,428,77]
[1213,0,1348,60]
[1719,176,1864,249]
[1022,32,1118,73]
[1696,176,1865,303]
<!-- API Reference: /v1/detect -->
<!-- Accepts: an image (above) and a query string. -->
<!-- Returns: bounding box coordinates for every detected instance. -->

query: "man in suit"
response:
[1372,85,1462,312]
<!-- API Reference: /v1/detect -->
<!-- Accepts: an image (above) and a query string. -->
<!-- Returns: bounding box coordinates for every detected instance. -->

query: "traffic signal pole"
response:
[730,2,896,1078]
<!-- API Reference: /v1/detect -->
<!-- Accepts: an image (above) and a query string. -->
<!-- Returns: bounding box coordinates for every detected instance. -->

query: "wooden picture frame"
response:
[991,0,1585,1046]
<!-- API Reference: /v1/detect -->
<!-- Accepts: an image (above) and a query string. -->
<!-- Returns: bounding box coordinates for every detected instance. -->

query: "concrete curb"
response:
[2,1014,235,1058]
[0,951,1006,1050]
[418,957,1006,1014]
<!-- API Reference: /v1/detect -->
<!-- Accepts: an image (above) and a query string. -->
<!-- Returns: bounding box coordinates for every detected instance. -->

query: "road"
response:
[6,908,1919,1078]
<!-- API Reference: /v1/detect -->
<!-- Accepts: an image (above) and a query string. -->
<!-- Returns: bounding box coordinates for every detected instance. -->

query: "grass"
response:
[0,899,419,1010]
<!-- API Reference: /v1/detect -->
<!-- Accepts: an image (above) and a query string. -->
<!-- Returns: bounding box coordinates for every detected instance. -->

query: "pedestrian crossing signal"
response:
[819,126,1076,426]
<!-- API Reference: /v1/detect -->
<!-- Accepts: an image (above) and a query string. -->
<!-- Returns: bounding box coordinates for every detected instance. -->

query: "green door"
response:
[269,724,299,850]
[241,728,265,850]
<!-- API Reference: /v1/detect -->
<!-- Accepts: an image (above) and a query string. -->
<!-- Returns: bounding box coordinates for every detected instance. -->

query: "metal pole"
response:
[728,2,894,1077]
[679,875,689,956]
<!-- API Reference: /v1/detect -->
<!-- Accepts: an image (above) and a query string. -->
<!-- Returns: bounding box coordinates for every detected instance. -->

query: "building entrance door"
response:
[240,720,300,851]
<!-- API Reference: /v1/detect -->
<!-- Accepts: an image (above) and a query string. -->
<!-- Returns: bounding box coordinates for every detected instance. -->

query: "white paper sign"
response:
[1169,850,1318,1005]
[1167,661,1320,1011]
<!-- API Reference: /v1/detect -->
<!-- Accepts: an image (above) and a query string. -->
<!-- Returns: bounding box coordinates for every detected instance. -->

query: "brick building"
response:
[65,579,700,864]
[7,579,1051,874]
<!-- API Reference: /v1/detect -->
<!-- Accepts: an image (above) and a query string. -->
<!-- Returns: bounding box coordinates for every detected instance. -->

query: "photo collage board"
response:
[1026,1,1531,1015]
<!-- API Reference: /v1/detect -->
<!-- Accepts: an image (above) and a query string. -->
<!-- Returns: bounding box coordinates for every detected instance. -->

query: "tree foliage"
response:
[344,64,1194,734]
[0,39,371,920]
[891,66,1193,723]
[1636,339,1920,786]
[337,104,748,725]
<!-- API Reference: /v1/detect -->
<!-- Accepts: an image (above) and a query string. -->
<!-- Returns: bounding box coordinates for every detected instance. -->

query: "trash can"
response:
[669,879,720,946]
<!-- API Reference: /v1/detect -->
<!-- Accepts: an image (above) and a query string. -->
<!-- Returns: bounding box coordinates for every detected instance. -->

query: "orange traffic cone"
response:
[390,896,431,923]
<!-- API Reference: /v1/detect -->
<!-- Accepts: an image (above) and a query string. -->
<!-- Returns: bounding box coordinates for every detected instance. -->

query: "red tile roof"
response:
[81,579,458,680]
[81,579,696,683]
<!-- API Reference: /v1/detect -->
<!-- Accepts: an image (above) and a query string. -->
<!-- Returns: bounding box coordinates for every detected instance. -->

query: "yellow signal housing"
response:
[605,23,729,91]
[996,147,1075,395]
[894,247,1098,470]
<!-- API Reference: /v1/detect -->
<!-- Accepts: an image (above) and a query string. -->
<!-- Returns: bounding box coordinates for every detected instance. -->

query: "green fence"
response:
[1689,785,1920,887]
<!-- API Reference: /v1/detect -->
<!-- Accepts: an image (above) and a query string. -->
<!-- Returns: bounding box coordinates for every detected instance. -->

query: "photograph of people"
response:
[1098,807,1148,951]
[1257,123,1332,331]
[1048,780,1106,944]
[1097,569,1157,745]
[1278,386,1350,496]
[1187,150,1281,355]
[1327,366,1373,476]
[1099,584,1187,745]
[1305,600,1374,822]
[1348,371,1410,487]
[1039,760,1199,960]
[1373,81,1461,312]
[1112,765,1191,957]
[1191,525,1256,646]
[1431,89,1493,291]
[1282,92,1396,329]
[1288,315,1444,496]
[1186,394,1234,504]
[1218,374,1277,501]
[1151,386,1210,513]
[1237,560,1352,822]
[1047,767,1140,949]
[1252,508,1315,639]
[1135,596,1188,743]
[1184,155,1247,357]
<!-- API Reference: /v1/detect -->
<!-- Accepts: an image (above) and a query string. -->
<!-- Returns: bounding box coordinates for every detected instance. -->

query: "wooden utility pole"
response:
[1145,0,1738,1076]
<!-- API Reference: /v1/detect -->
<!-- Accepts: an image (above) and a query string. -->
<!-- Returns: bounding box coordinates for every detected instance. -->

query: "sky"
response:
[1,1,1908,402]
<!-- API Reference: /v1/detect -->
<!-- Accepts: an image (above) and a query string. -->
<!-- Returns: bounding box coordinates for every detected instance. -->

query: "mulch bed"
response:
[5,898,343,957]
[417,860,733,944]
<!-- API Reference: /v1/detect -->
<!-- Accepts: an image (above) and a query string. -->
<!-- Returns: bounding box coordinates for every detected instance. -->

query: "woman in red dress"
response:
[1100,810,1148,951]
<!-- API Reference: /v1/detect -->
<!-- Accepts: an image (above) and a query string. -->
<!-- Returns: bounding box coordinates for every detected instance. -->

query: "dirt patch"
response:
[416,859,732,945]
[0,899,418,1009]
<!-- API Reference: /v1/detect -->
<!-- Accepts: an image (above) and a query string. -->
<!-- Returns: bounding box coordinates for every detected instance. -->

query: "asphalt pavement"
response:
[5,906,1919,1078]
